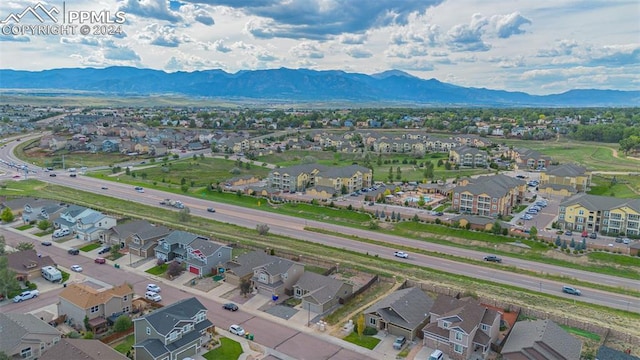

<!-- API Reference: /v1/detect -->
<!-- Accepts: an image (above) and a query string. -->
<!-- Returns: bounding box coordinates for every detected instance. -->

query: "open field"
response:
[500,138,640,172]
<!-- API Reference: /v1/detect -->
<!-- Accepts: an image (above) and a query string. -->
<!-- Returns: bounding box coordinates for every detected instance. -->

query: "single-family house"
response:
[224,251,278,286]
[595,345,639,360]
[293,272,353,315]
[105,220,170,257]
[57,283,134,332]
[40,338,129,360]
[365,287,434,341]
[154,230,209,263]
[133,297,213,360]
[252,256,305,296]
[501,319,582,360]
[6,249,56,281]
[184,238,232,277]
[0,313,62,360]
[423,295,501,360]
[74,211,117,242]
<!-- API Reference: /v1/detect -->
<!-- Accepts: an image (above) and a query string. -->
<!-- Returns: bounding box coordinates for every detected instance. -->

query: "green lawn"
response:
[559,325,601,341]
[202,337,243,360]
[589,175,639,198]
[342,332,381,350]
[145,264,168,275]
[16,224,34,230]
[79,243,101,252]
[113,334,134,354]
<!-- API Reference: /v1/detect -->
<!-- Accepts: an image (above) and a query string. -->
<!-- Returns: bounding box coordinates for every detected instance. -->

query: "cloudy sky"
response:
[0,0,638,94]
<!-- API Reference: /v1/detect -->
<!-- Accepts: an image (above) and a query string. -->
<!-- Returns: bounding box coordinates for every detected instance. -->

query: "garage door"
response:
[189,266,200,275]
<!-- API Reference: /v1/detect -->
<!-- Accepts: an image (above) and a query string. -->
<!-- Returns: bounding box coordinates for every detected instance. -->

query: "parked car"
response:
[483,255,502,263]
[520,214,533,220]
[146,284,161,293]
[622,238,631,244]
[207,207,216,213]
[67,248,79,255]
[229,324,245,336]
[223,303,238,311]
[42,241,52,246]
[562,285,581,296]
[145,291,162,302]
[564,230,573,236]
[70,265,83,272]
[94,257,106,264]
[13,290,39,302]
[393,336,407,350]
[98,246,111,255]
[589,232,598,239]
[394,251,409,259]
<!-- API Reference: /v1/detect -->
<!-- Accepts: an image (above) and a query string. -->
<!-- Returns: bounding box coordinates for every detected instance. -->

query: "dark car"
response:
[223,303,238,311]
[483,255,502,263]
[207,207,216,213]
[42,241,52,246]
[94,257,106,264]
[49,173,57,177]
[98,246,111,255]
[68,248,79,255]
[564,230,572,236]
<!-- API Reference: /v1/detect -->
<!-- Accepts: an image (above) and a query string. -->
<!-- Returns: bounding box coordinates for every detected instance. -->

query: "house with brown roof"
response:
[423,295,501,360]
[0,313,62,360]
[6,249,56,282]
[293,272,353,315]
[57,283,133,332]
[40,338,128,360]
[365,287,434,341]
[501,319,582,360]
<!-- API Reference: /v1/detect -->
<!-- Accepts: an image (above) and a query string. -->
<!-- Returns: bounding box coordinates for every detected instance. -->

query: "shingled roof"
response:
[560,193,640,212]
[365,287,434,331]
[59,283,132,310]
[502,319,582,360]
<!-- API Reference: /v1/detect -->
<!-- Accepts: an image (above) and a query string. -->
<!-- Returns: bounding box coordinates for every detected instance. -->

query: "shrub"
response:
[363,326,378,336]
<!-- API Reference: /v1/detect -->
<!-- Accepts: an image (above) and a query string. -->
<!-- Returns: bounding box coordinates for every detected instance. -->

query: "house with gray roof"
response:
[501,319,582,360]
[268,164,372,194]
[74,211,117,242]
[133,297,213,360]
[2,197,65,223]
[541,163,591,192]
[0,313,62,360]
[423,295,501,360]
[40,338,128,360]
[452,174,526,217]
[507,148,552,170]
[154,230,209,262]
[184,238,232,277]
[252,255,304,296]
[365,287,434,341]
[596,345,639,360]
[105,220,170,257]
[449,145,489,167]
[293,272,353,314]
[224,250,278,286]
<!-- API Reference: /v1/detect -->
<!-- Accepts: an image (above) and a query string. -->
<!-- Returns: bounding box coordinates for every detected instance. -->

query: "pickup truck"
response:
[13,290,40,302]
[394,251,409,259]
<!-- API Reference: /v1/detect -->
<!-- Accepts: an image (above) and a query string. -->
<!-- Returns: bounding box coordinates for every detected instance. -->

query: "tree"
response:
[570,237,576,248]
[256,224,270,236]
[529,226,538,239]
[555,236,561,247]
[0,351,10,360]
[561,240,568,250]
[357,313,365,338]
[83,331,94,339]
[240,279,252,298]
[37,220,51,231]
[395,166,402,180]
[110,244,119,258]
[0,256,20,299]
[177,207,191,222]
[114,314,133,332]
[492,222,502,235]
[15,242,34,251]
[167,261,183,278]
[0,235,4,255]
[582,237,587,250]
[388,167,393,182]
[0,207,14,223]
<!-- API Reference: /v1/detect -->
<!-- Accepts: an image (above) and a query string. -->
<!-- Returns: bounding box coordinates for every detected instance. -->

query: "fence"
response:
[100,327,134,345]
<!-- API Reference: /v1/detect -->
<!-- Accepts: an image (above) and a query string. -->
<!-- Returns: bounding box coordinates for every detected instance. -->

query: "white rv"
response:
[41,266,62,282]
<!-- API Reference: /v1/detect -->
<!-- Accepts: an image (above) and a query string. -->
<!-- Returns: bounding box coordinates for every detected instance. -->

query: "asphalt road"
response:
[1,136,639,314]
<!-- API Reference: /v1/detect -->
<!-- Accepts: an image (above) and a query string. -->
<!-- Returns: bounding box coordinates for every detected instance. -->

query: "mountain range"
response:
[0,67,638,107]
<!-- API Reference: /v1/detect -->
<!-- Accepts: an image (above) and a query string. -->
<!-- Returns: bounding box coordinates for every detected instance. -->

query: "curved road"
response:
[1,136,639,313]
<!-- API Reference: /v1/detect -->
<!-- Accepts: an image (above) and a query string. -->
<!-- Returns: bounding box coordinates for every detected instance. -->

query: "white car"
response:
[13,290,39,302]
[146,284,161,293]
[229,324,245,336]
[394,251,409,259]
[70,265,83,272]
[145,291,162,302]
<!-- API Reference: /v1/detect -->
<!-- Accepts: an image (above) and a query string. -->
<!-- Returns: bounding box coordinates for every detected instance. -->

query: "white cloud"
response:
[137,24,192,47]
[345,46,373,58]
[489,12,531,38]
[446,13,490,52]
[119,0,182,23]
[290,42,324,59]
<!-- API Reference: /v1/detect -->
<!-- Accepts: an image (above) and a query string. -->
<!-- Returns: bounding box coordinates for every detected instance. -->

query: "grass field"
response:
[145,264,168,275]
[589,175,639,198]
[79,243,101,252]
[342,332,381,350]
[113,334,134,354]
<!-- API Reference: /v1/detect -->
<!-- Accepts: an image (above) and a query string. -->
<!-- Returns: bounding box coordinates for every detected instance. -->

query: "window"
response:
[369,317,377,326]
[169,332,177,341]
[163,243,169,250]
[442,321,450,329]
[40,342,45,350]
[123,295,128,301]
[21,348,32,358]
[455,331,463,341]
[481,324,489,331]
[196,312,205,322]
[122,306,130,313]
[454,344,463,354]
[146,327,151,335]
[184,323,194,332]
[90,305,99,313]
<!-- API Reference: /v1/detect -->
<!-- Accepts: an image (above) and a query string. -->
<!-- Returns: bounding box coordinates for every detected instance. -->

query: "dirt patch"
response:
[543,249,590,265]
[220,287,256,304]
[331,270,375,291]
[183,277,222,292]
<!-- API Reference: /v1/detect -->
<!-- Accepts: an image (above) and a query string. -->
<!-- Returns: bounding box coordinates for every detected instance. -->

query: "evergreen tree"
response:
[570,237,576,248]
